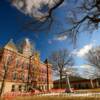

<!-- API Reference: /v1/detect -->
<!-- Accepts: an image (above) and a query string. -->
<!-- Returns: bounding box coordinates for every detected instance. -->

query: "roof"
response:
[4,39,18,52]
[54,76,88,83]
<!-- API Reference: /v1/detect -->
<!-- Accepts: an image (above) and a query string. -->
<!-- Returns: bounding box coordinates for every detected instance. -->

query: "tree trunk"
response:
[96,79,99,88]
[0,66,8,96]
[60,72,63,88]
[90,79,94,88]
[59,79,60,88]
[66,75,73,92]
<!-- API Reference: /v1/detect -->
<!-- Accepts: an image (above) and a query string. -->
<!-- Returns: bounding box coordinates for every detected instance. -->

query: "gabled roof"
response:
[4,39,18,52]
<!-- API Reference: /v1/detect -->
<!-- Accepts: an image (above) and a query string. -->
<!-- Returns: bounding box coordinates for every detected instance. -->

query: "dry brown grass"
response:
[1,88,100,100]
[75,88,100,93]
[11,96,100,100]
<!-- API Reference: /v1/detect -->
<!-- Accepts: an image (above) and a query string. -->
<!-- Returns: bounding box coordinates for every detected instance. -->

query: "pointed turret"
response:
[44,58,49,64]
[4,39,18,52]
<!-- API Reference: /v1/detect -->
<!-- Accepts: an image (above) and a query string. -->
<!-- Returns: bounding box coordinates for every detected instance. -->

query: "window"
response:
[8,56,13,62]
[21,62,24,69]
[78,84,82,89]
[5,55,12,65]
[19,85,22,91]
[24,85,27,91]
[11,85,15,92]
[21,73,24,81]
[13,72,17,80]
[45,79,47,83]
[85,84,89,89]
[15,59,19,68]
[74,84,77,89]
[26,63,29,69]
[45,86,47,90]
[3,55,12,69]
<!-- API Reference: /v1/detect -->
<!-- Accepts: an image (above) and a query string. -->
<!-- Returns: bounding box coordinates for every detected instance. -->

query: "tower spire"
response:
[22,38,32,57]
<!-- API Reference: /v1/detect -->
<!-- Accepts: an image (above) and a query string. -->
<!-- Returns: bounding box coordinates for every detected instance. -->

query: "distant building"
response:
[0,39,53,94]
[53,76,100,89]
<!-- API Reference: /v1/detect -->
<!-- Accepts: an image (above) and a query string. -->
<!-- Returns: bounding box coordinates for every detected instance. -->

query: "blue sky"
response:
[0,0,100,68]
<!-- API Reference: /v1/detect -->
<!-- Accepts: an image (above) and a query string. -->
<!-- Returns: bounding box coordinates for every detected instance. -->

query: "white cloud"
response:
[72,44,93,58]
[12,0,62,21]
[54,35,67,41]
[80,65,92,69]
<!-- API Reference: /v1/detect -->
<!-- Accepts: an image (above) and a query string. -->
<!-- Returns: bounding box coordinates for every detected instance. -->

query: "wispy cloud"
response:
[54,35,67,41]
[72,44,93,58]
[47,34,67,45]
[80,65,92,69]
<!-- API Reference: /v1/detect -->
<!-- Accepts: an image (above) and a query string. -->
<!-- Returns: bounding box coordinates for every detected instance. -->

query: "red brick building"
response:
[53,76,100,89]
[0,39,53,94]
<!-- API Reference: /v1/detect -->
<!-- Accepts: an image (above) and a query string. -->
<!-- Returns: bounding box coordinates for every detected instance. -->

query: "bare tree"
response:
[80,66,98,88]
[49,49,74,88]
[0,54,15,96]
[86,46,100,70]
[63,0,100,43]
[9,0,100,43]
[85,46,100,88]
